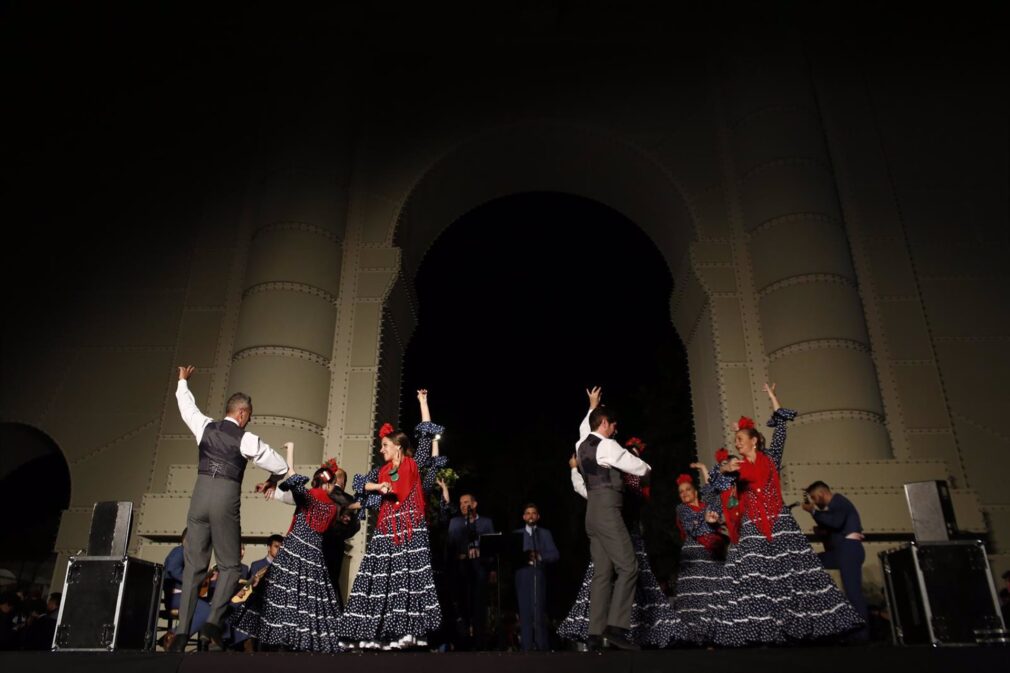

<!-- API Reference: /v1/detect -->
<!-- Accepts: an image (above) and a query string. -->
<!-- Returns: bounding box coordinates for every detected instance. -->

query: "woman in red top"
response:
[337,390,443,650]
[708,383,863,644]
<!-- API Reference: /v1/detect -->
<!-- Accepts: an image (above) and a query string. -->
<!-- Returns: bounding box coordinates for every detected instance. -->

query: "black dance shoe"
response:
[585,635,604,652]
[199,622,225,652]
[603,626,640,651]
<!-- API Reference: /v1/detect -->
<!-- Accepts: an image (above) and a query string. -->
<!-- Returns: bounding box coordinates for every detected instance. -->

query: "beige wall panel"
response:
[687,186,731,239]
[137,492,303,537]
[697,267,737,295]
[671,271,708,341]
[70,293,184,348]
[69,425,158,508]
[233,291,336,358]
[339,438,374,486]
[257,168,348,237]
[768,349,883,415]
[711,297,747,363]
[879,301,933,360]
[357,271,398,301]
[760,284,869,355]
[161,375,213,436]
[782,460,951,492]
[45,354,172,462]
[344,371,378,436]
[921,278,1010,339]
[358,247,400,271]
[349,303,383,368]
[783,418,891,463]
[228,356,330,427]
[905,432,961,475]
[165,464,323,494]
[691,241,734,265]
[175,310,224,367]
[686,311,720,456]
[721,367,755,440]
[358,193,405,246]
[892,364,950,429]
[135,542,177,566]
[935,342,1010,425]
[54,507,93,552]
[738,165,842,232]
[749,219,854,291]
[245,229,343,296]
[863,238,918,297]
[152,438,200,491]
[952,420,1010,506]
[686,310,721,457]
[732,109,829,176]
[246,426,325,467]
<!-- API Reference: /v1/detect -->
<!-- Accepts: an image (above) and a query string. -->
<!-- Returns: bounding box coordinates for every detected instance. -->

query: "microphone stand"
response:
[531,527,539,651]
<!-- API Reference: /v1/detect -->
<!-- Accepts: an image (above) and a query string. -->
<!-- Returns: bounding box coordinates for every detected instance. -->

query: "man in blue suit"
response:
[513,504,559,651]
[161,528,211,650]
[447,492,495,649]
[248,535,284,581]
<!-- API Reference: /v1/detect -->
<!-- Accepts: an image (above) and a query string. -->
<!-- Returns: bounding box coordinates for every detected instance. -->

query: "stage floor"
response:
[2,646,1007,673]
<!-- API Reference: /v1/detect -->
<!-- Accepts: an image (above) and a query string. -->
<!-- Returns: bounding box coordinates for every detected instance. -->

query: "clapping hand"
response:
[378,482,392,495]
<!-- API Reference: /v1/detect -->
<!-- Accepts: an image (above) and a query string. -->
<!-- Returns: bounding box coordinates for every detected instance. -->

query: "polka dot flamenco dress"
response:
[229,474,344,652]
[339,422,443,649]
[672,496,742,646]
[558,471,679,648]
[709,409,864,644]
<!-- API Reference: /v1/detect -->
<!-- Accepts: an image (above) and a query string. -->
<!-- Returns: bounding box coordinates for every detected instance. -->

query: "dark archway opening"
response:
[0,423,71,592]
[399,192,695,631]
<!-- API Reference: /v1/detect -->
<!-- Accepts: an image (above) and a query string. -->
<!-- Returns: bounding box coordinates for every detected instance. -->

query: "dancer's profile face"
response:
[735,430,757,457]
[598,419,617,438]
[678,482,697,504]
[380,436,399,462]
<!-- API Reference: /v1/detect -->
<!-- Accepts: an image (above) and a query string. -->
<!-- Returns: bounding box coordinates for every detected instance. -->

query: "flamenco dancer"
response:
[230,463,358,652]
[671,463,741,646]
[339,389,443,649]
[560,434,678,649]
[709,383,864,643]
[559,387,657,651]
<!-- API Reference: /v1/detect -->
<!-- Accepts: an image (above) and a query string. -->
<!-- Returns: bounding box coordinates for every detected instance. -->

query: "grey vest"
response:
[197,420,247,483]
[577,434,624,492]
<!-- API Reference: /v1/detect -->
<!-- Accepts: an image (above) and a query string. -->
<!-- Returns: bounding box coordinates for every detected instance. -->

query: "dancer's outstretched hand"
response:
[417,389,428,403]
[178,365,195,380]
[721,457,742,473]
[763,382,781,411]
[586,386,602,409]
[255,481,277,500]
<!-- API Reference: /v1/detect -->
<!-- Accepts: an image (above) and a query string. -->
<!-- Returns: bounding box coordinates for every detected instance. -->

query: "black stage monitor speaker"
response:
[87,501,133,557]
[52,556,163,652]
[879,540,1006,646]
[904,480,957,542]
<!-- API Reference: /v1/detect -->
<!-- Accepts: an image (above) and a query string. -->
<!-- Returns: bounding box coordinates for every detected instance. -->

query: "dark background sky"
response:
[399,193,694,615]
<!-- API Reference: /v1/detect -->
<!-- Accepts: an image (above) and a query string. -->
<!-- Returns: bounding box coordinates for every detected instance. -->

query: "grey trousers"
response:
[176,474,242,635]
[585,489,638,635]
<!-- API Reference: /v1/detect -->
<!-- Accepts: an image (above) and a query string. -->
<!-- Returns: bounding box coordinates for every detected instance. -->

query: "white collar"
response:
[224,417,241,427]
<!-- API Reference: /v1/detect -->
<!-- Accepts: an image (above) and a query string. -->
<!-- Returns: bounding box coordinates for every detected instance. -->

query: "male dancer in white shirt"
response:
[574,387,650,651]
[168,365,289,651]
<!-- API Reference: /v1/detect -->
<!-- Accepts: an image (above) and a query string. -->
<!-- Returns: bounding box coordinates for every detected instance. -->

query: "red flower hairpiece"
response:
[624,437,646,454]
[378,422,394,439]
[715,448,730,463]
[736,416,755,431]
[322,458,340,474]
[676,473,694,486]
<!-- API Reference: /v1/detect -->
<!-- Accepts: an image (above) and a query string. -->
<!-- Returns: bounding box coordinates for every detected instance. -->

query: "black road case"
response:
[52,555,163,652]
[879,540,1005,646]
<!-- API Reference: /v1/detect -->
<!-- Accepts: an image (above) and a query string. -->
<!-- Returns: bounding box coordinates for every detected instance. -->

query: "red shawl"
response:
[376,456,426,544]
[287,487,338,535]
[736,450,783,541]
[677,500,725,557]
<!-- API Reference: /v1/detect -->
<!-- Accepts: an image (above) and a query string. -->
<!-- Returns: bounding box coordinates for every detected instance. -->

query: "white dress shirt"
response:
[175,380,289,477]
[571,409,650,498]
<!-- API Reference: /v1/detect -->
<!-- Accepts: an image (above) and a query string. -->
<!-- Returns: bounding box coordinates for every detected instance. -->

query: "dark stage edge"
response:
[3,647,1008,673]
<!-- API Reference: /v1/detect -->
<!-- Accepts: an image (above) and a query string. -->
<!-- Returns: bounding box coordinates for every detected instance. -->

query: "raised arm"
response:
[597,439,650,477]
[418,388,431,423]
[175,366,213,443]
[413,390,445,469]
[578,386,602,444]
[763,383,797,469]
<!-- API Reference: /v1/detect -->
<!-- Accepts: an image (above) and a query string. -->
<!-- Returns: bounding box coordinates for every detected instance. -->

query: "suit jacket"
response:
[447,514,495,559]
[513,526,560,565]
